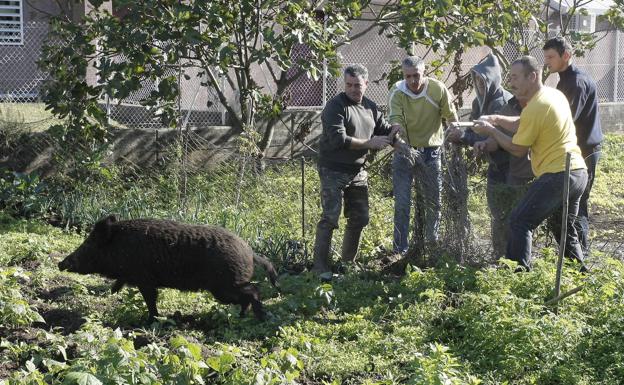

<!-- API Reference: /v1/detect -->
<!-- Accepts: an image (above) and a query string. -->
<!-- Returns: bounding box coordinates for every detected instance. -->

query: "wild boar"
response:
[58,215,278,321]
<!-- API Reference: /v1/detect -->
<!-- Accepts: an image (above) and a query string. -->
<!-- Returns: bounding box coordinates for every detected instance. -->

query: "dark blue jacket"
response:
[557,64,603,157]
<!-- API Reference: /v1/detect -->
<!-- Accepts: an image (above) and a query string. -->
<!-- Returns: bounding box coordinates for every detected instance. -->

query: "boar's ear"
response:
[93,215,117,243]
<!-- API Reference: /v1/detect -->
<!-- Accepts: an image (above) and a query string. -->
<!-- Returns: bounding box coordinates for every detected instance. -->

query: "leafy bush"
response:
[0,170,50,219]
[0,268,44,327]
[405,343,481,385]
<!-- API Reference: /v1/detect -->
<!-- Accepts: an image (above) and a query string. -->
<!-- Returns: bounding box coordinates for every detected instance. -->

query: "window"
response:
[0,0,23,45]
[569,14,596,33]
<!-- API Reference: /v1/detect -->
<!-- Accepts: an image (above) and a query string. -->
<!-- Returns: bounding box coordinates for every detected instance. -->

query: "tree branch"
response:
[204,64,243,131]
[545,285,584,306]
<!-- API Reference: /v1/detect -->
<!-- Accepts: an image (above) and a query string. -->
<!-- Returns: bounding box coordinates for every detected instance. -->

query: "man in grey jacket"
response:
[447,53,532,256]
[312,64,397,275]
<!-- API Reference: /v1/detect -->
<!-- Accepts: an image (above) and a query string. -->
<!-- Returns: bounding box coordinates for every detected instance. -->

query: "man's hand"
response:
[478,114,498,126]
[473,120,496,136]
[473,137,499,157]
[394,139,411,156]
[366,135,393,150]
[445,124,463,143]
[391,123,406,138]
[389,125,400,141]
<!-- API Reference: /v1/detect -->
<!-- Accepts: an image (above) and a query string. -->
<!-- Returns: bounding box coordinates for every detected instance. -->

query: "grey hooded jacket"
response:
[460,53,513,183]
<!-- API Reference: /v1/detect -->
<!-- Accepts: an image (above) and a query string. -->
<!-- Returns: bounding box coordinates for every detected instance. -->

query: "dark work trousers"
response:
[487,179,531,258]
[550,148,601,256]
[507,168,588,269]
[316,166,370,233]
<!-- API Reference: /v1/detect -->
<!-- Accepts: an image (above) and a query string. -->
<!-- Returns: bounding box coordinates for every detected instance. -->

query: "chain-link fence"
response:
[284,24,624,109]
[1,16,624,269]
[0,21,49,102]
[1,120,622,270]
[103,56,226,129]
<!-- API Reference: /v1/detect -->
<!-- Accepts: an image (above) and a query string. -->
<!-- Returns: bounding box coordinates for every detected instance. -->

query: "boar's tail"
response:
[253,253,278,287]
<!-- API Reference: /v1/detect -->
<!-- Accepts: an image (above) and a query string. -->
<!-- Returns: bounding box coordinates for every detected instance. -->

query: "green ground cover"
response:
[0,134,622,384]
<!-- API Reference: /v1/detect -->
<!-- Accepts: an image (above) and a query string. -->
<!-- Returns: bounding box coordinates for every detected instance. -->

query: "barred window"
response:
[0,0,23,45]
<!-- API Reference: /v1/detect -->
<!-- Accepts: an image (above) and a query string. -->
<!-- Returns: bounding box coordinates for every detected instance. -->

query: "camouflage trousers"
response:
[316,166,370,233]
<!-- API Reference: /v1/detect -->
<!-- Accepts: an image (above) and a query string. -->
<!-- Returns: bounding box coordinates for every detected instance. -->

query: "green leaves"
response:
[40,0,357,158]
[62,372,102,385]
[0,268,45,327]
[378,0,534,65]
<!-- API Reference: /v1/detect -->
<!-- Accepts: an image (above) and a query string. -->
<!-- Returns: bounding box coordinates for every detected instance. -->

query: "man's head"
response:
[473,74,486,97]
[509,56,542,99]
[543,36,573,73]
[344,64,369,103]
[401,56,426,94]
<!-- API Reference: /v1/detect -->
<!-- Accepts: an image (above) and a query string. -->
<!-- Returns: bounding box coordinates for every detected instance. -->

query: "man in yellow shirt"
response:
[473,56,588,271]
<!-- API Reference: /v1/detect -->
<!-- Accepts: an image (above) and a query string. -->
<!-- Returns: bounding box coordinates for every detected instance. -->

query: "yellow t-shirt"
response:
[512,87,586,177]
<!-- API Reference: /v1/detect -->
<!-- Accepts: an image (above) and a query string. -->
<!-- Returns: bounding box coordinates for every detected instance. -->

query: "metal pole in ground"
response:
[301,156,308,262]
[554,152,572,313]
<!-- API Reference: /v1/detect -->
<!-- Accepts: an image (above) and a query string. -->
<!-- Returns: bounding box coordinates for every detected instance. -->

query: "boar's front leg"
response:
[137,285,159,321]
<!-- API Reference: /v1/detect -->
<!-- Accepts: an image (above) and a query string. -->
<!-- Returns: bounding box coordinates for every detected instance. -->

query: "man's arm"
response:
[473,120,528,157]
[567,79,589,122]
[480,114,520,134]
[349,134,395,150]
[440,85,459,123]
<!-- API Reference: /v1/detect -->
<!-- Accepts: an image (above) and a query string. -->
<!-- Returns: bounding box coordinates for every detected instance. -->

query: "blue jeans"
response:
[507,168,588,269]
[392,147,442,254]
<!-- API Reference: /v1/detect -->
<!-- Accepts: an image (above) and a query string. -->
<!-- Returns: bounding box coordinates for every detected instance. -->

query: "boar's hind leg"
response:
[111,280,125,294]
[137,285,159,321]
[238,284,266,320]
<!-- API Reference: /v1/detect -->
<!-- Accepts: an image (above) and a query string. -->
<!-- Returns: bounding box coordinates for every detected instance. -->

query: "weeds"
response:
[1,135,623,384]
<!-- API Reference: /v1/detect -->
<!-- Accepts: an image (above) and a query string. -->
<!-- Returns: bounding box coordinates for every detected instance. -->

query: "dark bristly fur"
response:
[58,215,277,322]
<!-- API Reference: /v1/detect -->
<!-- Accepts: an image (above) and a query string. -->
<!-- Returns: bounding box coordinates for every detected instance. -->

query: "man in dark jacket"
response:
[447,53,532,256]
[543,36,603,256]
[472,96,534,256]
[312,64,397,275]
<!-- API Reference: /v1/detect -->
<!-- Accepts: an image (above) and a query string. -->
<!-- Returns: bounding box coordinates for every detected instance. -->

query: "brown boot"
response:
[311,227,333,274]
[341,226,363,263]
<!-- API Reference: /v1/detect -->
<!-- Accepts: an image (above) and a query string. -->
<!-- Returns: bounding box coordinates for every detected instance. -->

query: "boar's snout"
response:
[58,254,76,272]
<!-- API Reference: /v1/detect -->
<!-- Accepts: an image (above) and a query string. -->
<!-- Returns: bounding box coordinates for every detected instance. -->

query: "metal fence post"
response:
[301,156,307,261]
[105,93,111,125]
[615,29,620,102]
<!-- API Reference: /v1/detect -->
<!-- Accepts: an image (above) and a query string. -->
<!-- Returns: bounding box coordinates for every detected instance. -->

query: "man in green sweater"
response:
[388,56,458,255]
[312,64,398,275]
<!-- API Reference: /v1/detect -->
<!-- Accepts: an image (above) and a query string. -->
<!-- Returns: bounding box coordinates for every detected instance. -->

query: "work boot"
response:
[311,227,333,274]
[341,226,363,263]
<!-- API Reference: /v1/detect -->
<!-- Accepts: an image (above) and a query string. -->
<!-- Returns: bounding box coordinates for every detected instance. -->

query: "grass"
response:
[0,103,62,133]
[0,102,127,134]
